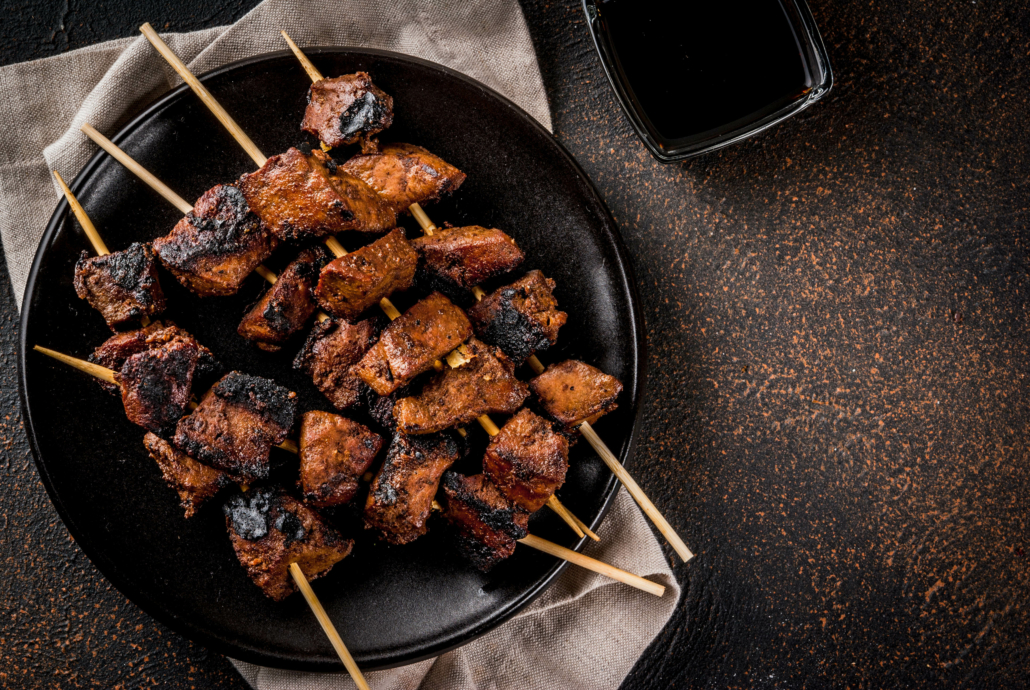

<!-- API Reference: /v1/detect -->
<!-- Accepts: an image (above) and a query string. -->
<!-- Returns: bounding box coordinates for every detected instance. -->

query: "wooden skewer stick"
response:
[288,563,371,690]
[281,31,324,82]
[53,171,110,256]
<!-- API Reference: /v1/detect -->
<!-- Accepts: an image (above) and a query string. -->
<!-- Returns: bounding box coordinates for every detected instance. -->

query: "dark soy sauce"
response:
[595,0,814,148]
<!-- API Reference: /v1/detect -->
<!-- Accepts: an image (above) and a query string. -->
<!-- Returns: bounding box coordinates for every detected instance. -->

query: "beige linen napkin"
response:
[0,1,681,687]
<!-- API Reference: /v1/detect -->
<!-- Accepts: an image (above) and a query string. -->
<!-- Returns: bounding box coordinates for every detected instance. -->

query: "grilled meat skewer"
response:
[294,317,382,411]
[298,411,383,508]
[238,245,330,351]
[529,360,623,432]
[314,228,417,321]
[301,71,394,151]
[467,270,567,364]
[89,321,221,395]
[483,408,569,513]
[144,432,231,518]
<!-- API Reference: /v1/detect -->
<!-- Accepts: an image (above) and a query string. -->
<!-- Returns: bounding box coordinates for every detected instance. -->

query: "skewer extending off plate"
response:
[52,171,109,256]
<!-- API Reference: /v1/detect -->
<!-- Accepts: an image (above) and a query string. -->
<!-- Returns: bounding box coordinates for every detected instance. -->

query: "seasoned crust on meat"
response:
[341,143,467,215]
[529,360,623,430]
[299,411,383,507]
[412,226,524,289]
[314,228,417,321]
[351,292,472,397]
[393,338,529,435]
[117,339,198,436]
[439,472,529,572]
[363,432,460,545]
[74,243,166,328]
[467,270,567,363]
[224,489,353,601]
[174,372,297,482]
[483,408,569,513]
[144,432,230,518]
[154,184,277,297]
[301,72,394,150]
[90,321,220,395]
[294,317,382,410]
[238,245,329,351]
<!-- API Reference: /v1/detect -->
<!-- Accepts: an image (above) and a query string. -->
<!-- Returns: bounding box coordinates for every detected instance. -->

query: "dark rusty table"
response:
[2,1,1027,687]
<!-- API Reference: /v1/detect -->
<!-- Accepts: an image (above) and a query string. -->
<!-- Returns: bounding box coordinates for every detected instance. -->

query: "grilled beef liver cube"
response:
[293,317,381,410]
[412,226,524,290]
[467,270,567,364]
[352,292,472,396]
[364,432,460,545]
[73,242,165,329]
[238,147,395,242]
[301,72,394,150]
[238,245,330,351]
[314,228,417,321]
[154,184,277,297]
[439,472,529,572]
[529,360,623,431]
[144,432,230,518]
[117,339,198,436]
[483,408,569,512]
[299,411,383,507]
[174,372,297,482]
[224,489,353,601]
[341,143,466,215]
[90,320,220,395]
[393,338,529,435]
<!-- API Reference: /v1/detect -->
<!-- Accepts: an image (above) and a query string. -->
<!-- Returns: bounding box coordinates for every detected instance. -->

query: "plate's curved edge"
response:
[17,46,648,673]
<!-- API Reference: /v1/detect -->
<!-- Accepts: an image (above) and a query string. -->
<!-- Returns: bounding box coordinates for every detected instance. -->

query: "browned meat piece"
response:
[174,372,297,482]
[393,338,529,435]
[529,360,623,430]
[298,411,383,507]
[154,184,278,297]
[73,242,165,329]
[341,143,466,215]
[90,320,220,395]
[412,226,524,289]
[483,408,569,512]
[314,228,417,320]
[116,339,198,436]
[293,317,381,410]
[238,246,330,351]
[439,472,529,572]
[224,489,353,601]
[143,432,230,518]
[301,72,394,150]
[364,432,460,544]
[238,147,395,242]
[467,270,567,363]
[352,292,472,396]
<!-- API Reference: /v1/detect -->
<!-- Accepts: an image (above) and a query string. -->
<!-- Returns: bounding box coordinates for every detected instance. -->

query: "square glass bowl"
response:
[583,0,833,162]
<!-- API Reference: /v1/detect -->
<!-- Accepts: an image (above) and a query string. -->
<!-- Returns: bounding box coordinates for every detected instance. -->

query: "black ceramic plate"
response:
[17,48,644,671]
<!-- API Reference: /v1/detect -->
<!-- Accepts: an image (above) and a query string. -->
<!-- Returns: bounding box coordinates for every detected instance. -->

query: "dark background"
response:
[1,0,1027,688]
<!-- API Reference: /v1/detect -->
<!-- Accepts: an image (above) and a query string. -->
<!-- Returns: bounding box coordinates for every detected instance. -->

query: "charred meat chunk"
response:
[393,338,529,435]
[224,489,353,601]
[238,246,330,351]
[439,472,529,572]
[529,360,623,430]
[174,372,297,482]
[238,147,395,241]
[352,292,472,396]
[154,184,277,297]
[144,432,230,518]
[301,72,394,150]
[294,317,381,410]
[117,339,198,436]
[314,228,417,321]
[73,242,165,328]
[299,411,383,507]
[467,270,567,363]
[364,432,460,544]
[483,409,569,513]
[412,226,524,290]
[90,320,220,395]
[341,143,466,215]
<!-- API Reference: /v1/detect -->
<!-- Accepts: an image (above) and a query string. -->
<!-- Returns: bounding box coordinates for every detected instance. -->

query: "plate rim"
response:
[17,45,649,672]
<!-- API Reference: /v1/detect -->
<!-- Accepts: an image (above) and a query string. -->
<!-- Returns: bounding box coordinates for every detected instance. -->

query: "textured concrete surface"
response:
[1,0,1028,688]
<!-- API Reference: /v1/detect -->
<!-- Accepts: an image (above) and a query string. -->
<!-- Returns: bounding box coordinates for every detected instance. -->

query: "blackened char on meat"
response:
[301,72,394,150]
[364,431,460,545]
[467,270,567,364]
[293,317,382,410]
[89,321,221,395]
[412,226,524,290]
[314,228,417,321]
[238,245,330,351]
[174,372,297,482]
[224,488,353,601]
[483,408,569,513]
[439,472,529,572]
[143,432,230,518]
[74,242,166,329]
[116,338,198,436]
[154,184,278,297]
[341,143,467,215]
[299,410,383,507]
[529,360,623,431]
